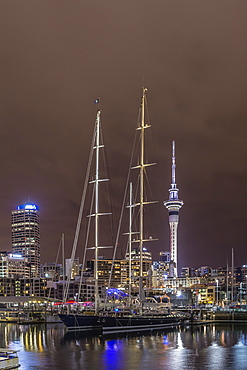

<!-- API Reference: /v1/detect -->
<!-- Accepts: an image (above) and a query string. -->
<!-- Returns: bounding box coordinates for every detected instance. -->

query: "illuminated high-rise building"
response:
[11,202,40,277]
[0,252,30,278]
[159,251,171,263]
[164,141,183,278]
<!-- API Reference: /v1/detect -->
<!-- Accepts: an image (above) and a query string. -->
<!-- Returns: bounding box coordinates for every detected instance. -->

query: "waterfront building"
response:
[163,283,216,306]
[181,266,212,278]
[190,284,216,305]
[236,266,243,283]
[199,266,212,277]
[151,261,170,288]
[0,252,30,278]
[164,141,183,278]
[0,275,103,301]
[0,277,47,297]
[11,202,40,278]
[0,278,16,296]
[241,265,247,283]
[53,279,103,302]
[181,267,191,278]
[189,267,200,277]
[86,250,152,290]
[124,249,152,288]
[65,258,79,279]
[18,278,47,296]
[88,258,123,288]
[162,276,202,291]
[159,251,170,262]
[40,263,63,281]
[210,268,219,276]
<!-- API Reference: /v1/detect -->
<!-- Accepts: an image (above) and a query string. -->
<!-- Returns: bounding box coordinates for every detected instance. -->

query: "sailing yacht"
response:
[58,89,185,334]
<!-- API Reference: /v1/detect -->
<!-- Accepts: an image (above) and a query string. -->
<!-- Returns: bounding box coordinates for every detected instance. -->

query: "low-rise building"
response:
[0,252,30,278]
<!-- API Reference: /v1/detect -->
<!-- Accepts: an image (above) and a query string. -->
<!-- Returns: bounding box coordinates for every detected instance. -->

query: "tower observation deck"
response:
[164,141,183,278]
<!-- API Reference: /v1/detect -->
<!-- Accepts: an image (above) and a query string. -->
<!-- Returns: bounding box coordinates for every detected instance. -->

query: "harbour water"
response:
[2,322,247,369]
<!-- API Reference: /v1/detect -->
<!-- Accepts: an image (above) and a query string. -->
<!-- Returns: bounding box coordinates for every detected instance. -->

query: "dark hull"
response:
[103,315,181,334]
[58,313,181,334]
[58,314,102,332]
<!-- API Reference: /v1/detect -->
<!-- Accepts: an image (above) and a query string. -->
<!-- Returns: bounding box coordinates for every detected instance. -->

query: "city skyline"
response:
[0,2,247,269]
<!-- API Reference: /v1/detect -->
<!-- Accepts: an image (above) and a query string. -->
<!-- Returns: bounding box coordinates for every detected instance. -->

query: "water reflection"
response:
[1,323,247,369]
[180,324,246,349]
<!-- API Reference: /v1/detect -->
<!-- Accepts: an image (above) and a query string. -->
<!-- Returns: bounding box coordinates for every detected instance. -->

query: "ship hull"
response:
[58,313,181,334]
[101,315,181,334]
[58,314,102,332]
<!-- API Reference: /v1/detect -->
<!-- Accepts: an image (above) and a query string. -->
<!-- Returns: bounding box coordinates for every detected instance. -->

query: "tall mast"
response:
[94,110,100,313]
[89,110,112,313]
[226,260,229,306]
[164,140,183,278]
[128,182,133,307]
[139,87,146,277]
[231,248,234,304]
[131,87,157,310]
[62,233,65,282]
[63,107,111,307]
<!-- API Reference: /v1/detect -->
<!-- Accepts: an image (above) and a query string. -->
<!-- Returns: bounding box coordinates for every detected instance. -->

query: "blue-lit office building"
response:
[11,202,40,278]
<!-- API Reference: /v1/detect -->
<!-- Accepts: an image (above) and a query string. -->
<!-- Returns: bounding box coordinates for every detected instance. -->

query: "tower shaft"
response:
[164,141,183,278]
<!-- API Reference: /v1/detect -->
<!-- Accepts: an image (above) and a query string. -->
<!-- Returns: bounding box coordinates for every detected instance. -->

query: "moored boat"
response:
[0,349,20,369]
[59,310,183,334]
[0,312,20,323]
[58,89,186,334]
[58,313,101,332]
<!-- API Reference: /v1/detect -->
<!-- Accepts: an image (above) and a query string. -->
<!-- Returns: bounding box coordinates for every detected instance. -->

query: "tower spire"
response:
[164,141,183,278]
[172,140,176,186]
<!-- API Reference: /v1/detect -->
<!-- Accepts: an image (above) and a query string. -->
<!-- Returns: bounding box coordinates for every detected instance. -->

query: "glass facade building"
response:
[11,202,40,278]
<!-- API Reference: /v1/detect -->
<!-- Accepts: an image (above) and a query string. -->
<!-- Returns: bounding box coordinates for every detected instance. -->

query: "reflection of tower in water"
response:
[180,326,214,350]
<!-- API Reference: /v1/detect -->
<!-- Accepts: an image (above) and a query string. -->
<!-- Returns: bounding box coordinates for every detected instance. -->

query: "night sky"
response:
[1,1,247,271]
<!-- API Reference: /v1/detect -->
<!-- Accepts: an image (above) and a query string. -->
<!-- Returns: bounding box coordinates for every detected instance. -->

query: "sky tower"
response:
[164,141,183,278]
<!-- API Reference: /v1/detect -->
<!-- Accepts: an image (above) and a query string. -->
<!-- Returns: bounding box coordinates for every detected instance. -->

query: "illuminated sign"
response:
[25,204,37,210]
[10,254,23,259]
[17,203,39,211]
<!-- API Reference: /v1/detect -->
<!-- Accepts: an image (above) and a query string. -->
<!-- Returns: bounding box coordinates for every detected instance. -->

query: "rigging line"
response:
[55,234,62,266]
[142,92,157,173]
[130,175,139,239]
[48,234,63,299]
[78,183,95,300]
[102,155,115,242]
[105,118,139,305]
[99,118,117,244]
[96,117,115,246]
[63,121,97,303]
[144,167,155,203]
[145,164,161,238]
[131,102,143,165]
